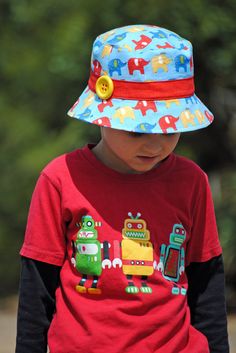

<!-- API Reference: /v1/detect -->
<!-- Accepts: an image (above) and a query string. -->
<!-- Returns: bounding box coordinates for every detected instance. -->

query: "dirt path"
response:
[1,297,236,353]
[229,314,236,353]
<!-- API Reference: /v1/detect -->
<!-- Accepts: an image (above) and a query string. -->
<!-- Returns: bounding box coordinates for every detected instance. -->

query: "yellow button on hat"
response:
[95,75,114,100]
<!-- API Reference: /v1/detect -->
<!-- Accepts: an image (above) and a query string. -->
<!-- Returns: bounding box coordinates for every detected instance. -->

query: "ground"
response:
[1,296,235,353]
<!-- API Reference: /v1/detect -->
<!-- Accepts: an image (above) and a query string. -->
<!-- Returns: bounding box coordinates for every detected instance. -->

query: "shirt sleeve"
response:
[15,257,61,353]
[186,255,229,353]
[186,172,222,265]
[20,173,67,266]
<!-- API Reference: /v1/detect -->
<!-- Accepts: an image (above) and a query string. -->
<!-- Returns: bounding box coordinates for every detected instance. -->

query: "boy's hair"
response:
[68,24,214,134]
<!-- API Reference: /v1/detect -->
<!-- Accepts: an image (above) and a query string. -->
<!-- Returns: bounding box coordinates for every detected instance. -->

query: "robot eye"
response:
[87,221,92,227]
[137,223,143,229]
[127,222,133,228]
[176,228,179,233]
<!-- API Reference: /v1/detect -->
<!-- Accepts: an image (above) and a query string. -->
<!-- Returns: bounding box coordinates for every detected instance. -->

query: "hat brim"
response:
[67,86,214,134]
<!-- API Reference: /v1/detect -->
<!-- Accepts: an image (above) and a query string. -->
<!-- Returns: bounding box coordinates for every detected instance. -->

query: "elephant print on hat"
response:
[113,107,136,124]
[93,60,102,76]
[133,101,157,116]
[180,109,195,128]
[175,55,193,72]
[159,115,179,134]
[151,55,172,73]
[108,59,126,76]
[128,58,150,75]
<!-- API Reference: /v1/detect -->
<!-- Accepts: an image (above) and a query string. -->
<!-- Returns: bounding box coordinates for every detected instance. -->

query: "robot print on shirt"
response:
[71,215,112,295]
[154,224,187,296]
[121,212,154,294]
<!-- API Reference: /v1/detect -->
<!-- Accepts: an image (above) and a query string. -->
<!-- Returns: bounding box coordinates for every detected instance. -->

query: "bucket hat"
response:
[67,24,214,134]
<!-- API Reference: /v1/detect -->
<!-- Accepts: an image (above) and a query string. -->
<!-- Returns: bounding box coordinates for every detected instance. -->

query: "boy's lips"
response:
[136,155,160,163]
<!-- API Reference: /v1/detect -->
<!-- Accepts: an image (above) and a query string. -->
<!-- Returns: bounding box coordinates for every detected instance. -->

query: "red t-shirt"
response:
[20,144,222,353]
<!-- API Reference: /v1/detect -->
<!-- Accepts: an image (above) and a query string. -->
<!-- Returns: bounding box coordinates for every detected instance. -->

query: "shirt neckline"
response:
[79,144,176,182]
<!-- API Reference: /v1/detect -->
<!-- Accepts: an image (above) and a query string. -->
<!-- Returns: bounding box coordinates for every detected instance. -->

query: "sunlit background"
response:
[0,0,235,352]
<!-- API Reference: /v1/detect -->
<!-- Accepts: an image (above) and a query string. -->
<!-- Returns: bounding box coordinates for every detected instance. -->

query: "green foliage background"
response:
[0,0,235,307]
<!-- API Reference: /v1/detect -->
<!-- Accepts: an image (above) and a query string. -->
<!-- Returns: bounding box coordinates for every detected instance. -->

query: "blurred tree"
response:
[0,0,235,298]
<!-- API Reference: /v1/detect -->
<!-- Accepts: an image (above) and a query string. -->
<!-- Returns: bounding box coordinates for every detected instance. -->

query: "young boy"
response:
[15,25,229,353]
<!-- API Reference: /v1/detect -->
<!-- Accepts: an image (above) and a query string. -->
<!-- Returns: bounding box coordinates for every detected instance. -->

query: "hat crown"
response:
[91,25,194,82]
[68,24,214,134]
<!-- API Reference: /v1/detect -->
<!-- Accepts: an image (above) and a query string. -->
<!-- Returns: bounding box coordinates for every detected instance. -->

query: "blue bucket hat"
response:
[67,24,214,134]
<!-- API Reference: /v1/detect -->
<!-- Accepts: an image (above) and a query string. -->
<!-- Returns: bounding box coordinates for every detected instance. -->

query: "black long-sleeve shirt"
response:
[15,255,229,353]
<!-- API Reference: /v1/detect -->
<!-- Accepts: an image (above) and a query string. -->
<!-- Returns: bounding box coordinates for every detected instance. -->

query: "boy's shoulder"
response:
[41,148,82,181]
[173,153,208,182]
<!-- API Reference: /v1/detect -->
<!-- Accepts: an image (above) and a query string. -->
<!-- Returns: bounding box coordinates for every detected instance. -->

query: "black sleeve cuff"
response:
[186,255,229,353]
[15,257,61,353]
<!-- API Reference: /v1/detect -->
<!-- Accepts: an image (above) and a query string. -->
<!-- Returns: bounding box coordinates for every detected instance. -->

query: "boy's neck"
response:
[92,141,138,174]
[92,141,161,175]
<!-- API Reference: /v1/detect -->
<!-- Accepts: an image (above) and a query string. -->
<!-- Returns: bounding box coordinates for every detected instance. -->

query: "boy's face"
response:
[93,127,180,174]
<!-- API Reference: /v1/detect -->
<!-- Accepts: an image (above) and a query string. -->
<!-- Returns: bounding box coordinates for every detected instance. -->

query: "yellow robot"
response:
[121,212,154,294]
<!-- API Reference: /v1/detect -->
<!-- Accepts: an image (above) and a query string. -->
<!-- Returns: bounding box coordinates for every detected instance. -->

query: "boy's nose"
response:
[142,134,162,152]
[145,133,162,144]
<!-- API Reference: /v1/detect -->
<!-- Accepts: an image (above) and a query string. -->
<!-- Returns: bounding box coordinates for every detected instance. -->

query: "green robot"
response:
[71,215,110,295]
[156,223,187,295]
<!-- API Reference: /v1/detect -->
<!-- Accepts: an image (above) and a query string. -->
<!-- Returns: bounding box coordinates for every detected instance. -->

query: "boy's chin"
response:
[128,162,160,174]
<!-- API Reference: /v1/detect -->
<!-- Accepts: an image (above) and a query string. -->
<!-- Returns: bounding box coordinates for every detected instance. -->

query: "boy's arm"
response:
[186,254,229,353]
[15,256,61,353]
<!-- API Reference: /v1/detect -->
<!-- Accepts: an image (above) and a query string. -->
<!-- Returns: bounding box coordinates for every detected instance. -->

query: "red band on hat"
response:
[88,71,195,100]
